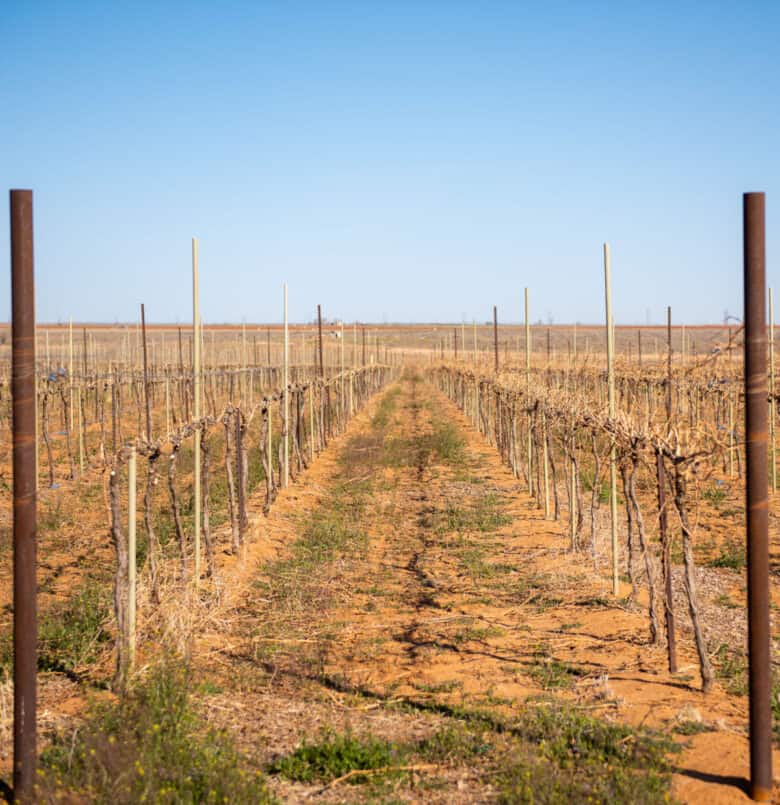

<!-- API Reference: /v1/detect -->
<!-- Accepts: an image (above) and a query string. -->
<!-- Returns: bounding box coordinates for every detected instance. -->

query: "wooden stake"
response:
[192,237,201,582]
[283,284,289,488]
[604,243,619,596]
[127,446,137,672]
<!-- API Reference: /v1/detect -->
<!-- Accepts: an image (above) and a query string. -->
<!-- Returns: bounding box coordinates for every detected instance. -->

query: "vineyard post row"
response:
[7,190,400,800]
[430,193,771,802]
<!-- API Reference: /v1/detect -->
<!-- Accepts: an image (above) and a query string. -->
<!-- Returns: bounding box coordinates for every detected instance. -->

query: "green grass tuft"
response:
[38,660,272,803]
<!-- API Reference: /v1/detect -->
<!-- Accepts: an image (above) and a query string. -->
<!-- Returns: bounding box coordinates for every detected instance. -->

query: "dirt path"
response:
[196,372,778,803]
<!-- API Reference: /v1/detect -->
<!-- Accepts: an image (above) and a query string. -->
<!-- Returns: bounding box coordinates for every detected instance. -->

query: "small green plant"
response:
[581,469,610,504]
[38,581,111,674]
[269,732,402,784]
[526,650,584,690]
[708,540,746,570]
[39,498,72,531]
[38,660,271,803]
[715,644,748,695]
[714,593,738,609]
[673,720,716,736]
[419,418,466,465]
[703,483,727,508]
[417,725,492,762]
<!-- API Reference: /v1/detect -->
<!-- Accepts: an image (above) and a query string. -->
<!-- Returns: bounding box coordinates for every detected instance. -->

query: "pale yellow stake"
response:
[283,283,289,488]
[77,386,84,472]
[192,237,202,582]
[340,322,345,422]
[128,445,137,671]
[309,382,315,462]
[604,243,619,596]
[542,411,550,519]
[68,317,74,434]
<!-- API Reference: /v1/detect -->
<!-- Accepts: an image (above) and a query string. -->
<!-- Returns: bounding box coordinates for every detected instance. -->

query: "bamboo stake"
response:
[127,446,137,672]
[573,322,577,366]
[729,393,735,477]
[283,284,289,487]
[192,237,201,582]
[604,243,619,596]
[309,383,315,462]
[68,317,73,433]
[77,386,84,472]
[570,451,577,549]
[542,411,550,519]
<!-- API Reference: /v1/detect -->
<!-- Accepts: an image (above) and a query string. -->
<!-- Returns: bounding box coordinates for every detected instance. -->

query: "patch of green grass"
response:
[416,724,493,762]
[526,649,585,690]
[497,702,678,804]
[512,573,564,612]
[703,483,728,508]
[673,720,716,736]
[269,731,402,784]
[581,469,610,504]
[440,494,511,536]
[708,540,746,570]
[372,387,401,430]
[715,644,748,696]
[427,419,466,464]
[38,581,111,675]
[39,498,74,531]
[411,679,463,695]
[38,660,272,803]
[452,625,505,644]
[714,593,738,609]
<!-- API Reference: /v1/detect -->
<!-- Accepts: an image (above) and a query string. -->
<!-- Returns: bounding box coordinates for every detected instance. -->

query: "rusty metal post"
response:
[11,189,37,801]
[744,191,772,802]
[453,326,458,361]
[493,306,499,373]
[362,327,366,367]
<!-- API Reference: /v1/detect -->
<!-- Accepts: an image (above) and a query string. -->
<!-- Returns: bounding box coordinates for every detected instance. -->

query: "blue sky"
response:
[1,1,779,325]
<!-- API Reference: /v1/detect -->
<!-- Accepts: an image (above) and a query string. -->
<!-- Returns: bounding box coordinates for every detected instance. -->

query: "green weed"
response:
[269,731,401,784]
[38,660,272,803]
[708,540,746,570]
[38,581,111,675]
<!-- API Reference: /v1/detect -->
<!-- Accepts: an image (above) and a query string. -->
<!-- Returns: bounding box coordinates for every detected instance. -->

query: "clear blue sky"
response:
[1,1,778,325]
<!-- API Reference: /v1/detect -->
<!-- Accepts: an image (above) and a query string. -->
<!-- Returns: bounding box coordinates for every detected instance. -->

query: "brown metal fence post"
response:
[11,188,37,801]
[493,306,499,373]
[744,191,772,802]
